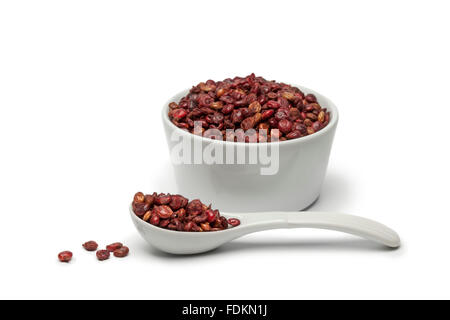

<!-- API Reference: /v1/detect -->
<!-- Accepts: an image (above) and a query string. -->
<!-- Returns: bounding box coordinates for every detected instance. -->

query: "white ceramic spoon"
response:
[130,207,400,254]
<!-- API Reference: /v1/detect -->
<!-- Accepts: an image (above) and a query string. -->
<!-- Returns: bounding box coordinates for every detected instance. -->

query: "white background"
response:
[1,0,449,299]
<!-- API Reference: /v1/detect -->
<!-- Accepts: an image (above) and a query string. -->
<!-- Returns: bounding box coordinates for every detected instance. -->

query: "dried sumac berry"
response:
[228,218,241,227]
[186,199,203,215]
[96,250,110,261]
[82,241,98,251]
[220,216,229,229]
[154,205,173,219]
[134,192,145,203]
[305,93,317,103]
[58,251,73,263]
[266,100,280,109]
[286,130,302,140]
[200,222,211,231]
[113,246,129,258]
[294,122,307,135]
[210,101,223,110]
[171,108,188,120]
[275,110,289,121]
[133,201,150,217]
[261,109,274,120]
[144,194,155,205]
[241,116,255,130]
[159,219,170,228]
[155,193,171,205]
[143,210,152,222]
[278,119,293,134]
[312,121,321,131]
[206,209,217,223]
[222,104,234,114]
[281,91,295,101]
[169,194,188,210]
[150,214,160,226]
[106,242,123,252]
[184,221,195,231]
[248,101,261,113]
[193,212,208,224]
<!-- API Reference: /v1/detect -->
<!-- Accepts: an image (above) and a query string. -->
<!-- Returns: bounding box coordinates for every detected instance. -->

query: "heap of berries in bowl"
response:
[168,73,330,142]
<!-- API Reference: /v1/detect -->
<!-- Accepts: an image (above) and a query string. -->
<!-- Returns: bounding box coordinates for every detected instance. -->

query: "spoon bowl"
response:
[130,206,400,255]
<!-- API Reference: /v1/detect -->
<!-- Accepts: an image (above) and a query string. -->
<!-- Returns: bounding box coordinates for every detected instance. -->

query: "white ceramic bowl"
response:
[162,85,338,212]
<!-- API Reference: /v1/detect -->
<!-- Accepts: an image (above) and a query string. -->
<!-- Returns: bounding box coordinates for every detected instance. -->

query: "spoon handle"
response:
[237,211,400,248]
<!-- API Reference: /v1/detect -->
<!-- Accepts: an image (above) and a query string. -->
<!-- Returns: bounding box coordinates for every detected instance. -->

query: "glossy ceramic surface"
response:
[162,85,338,212]
[130,206,400,254]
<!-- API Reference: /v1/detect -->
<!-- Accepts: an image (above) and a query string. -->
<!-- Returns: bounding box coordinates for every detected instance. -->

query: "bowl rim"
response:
[161,84,339,147]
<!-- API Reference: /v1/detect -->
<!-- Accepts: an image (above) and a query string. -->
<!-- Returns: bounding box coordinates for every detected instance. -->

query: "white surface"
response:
[0,0,449,299]
[162,86,337,212]
[131,208,400,254]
